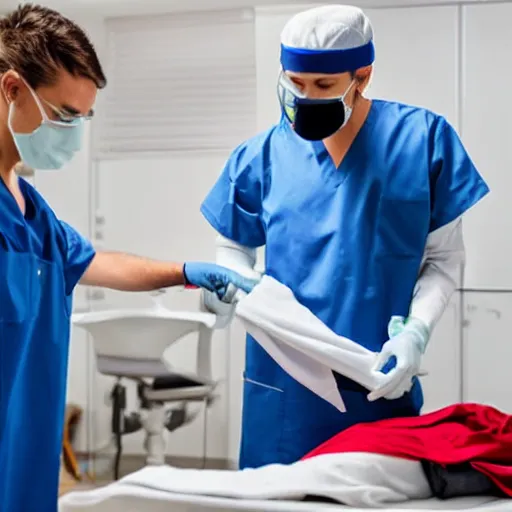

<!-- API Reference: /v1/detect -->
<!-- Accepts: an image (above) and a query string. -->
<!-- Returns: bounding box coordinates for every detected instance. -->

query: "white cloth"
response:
[209,219,462,409]
[235,275,389,412]
[58,485,512,512]
[280,5,373,51]
[59,453,431,510]
[212,217,464,338]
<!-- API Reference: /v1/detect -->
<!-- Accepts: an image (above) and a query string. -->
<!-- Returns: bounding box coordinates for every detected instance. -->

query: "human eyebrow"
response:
[60,104,95,118]
[60,104,81,116]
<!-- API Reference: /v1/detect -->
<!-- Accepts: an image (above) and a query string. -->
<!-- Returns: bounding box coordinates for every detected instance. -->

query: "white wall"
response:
[459,2,512,412]
[34,0,512,468]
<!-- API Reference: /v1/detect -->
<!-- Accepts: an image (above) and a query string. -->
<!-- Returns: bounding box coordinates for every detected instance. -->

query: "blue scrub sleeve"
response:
[429,119,490,232]
[60,221,96,295]
[201,142,266,248]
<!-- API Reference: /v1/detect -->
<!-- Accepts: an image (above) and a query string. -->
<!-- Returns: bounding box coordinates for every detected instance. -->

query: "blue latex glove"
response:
[367,316,430,402]
[183,262,259,302]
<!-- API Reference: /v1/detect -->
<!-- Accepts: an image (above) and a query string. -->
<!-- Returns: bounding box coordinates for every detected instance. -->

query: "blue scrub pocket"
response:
[239,375,285,469]
[0,250,34,323]
[375,198,430,258]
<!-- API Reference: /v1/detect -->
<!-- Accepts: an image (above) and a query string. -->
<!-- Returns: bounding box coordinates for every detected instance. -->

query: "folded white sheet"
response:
[60,453,431,510]
[235,276,388,411]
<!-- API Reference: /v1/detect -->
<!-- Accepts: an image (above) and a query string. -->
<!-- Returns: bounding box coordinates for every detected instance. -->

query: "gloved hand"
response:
[183,262,259,303]
[367,316,430,402]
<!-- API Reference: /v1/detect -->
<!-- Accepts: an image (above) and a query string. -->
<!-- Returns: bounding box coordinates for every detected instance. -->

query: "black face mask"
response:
[278,74,355,141]
[293,99,347,141]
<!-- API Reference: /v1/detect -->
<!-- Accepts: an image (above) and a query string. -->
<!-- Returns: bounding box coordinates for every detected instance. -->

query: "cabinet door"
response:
[364,5,459,127]
[420,293,462,413]
[463,292,512,413]
[462,3,512,289]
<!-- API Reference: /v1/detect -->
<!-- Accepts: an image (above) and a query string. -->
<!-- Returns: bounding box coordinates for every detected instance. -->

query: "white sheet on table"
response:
[60,452,430,509]
[58,488,512,512]
[235,276,388,412]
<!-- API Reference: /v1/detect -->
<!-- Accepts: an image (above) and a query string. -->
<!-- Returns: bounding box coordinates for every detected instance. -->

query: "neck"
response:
[321,96,372,168]
[327,96,372,147]
[0,129,20,186]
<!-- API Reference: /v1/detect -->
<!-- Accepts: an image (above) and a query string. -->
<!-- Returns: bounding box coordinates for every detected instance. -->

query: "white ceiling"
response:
[3,0,501,19]
[2,0,311,17]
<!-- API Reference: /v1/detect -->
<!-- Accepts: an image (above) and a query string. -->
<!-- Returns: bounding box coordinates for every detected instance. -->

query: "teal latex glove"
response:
[183,262,259,302]
[367,316,430,402]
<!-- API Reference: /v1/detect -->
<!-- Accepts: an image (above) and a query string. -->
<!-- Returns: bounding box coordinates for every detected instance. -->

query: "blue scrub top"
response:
[0,177,95,511]
[202,100,490,467]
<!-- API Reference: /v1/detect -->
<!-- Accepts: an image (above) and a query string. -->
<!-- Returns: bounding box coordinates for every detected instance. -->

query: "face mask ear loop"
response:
[341,79,357,101]
[2,80,15,128]
[4,84,19,137]
[19,76,50,124]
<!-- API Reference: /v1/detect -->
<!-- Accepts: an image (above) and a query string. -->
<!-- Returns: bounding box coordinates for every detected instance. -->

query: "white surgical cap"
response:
[280,5,374,74]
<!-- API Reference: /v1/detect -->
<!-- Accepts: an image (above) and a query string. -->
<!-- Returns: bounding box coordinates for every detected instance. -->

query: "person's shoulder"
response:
[19,178,70,256]
[19,178,59,223]
[372,99,450,134]
[226,124,281,175]
[231,124,280,158]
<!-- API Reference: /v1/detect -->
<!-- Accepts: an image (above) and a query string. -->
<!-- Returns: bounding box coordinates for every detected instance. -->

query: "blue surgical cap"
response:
[280,5,375,75]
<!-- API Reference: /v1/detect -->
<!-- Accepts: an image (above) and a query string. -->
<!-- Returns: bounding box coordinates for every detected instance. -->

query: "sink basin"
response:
[72,308,218,379]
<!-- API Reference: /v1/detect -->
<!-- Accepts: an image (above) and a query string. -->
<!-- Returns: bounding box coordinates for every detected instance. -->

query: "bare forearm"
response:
[81,251,186,291]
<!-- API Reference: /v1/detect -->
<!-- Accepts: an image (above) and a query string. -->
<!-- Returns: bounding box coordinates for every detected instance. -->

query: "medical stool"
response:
[72,302,220,480]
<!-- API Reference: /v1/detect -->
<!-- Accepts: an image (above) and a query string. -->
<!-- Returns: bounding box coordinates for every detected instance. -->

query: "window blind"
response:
[96,9,256,155]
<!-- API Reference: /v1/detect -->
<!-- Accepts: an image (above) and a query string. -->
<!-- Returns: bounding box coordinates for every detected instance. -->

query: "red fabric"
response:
[302,403,512,497]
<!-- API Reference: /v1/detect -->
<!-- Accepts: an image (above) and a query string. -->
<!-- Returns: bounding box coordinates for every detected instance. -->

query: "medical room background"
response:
[4,0,509,478]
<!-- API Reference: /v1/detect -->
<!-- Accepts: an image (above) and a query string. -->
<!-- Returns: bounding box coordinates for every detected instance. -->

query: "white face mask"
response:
[6,78,86,170]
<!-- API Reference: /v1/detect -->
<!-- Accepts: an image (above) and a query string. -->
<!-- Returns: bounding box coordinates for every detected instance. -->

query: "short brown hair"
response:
[0,3,106,89]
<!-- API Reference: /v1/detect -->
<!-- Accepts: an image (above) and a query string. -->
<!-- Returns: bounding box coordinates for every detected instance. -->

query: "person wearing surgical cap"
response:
[201,5,489,469]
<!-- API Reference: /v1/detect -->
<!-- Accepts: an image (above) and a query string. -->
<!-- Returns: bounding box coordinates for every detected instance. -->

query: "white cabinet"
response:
[461,3,512,290]
[463,293,512,413]
[364,5,459,128]
[421,293,462,413]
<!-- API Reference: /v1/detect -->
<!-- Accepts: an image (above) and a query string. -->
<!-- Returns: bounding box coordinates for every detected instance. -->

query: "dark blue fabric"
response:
[280,41,375,74]
[0,177,95,511]
[201,100,489,469]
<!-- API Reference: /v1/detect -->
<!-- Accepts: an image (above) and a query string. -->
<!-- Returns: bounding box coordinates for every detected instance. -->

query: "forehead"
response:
[36,68,97,115]
[285,71,351,82]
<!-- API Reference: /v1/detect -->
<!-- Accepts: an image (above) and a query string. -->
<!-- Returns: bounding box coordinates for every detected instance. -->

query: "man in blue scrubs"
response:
[0,5,256,511]
[201,5,490,469]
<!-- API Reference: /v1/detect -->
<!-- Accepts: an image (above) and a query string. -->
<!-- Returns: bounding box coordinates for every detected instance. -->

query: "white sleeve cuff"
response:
[216,235,261,280]
[409,217,465,334]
